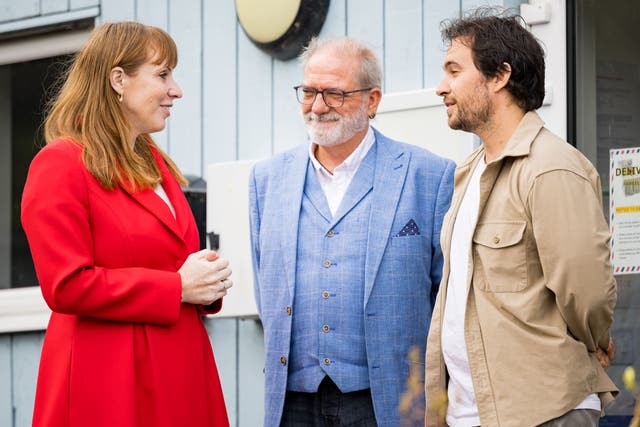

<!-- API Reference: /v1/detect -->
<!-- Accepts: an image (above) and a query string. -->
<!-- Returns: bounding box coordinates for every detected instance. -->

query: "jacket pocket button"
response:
[280,356,287,365]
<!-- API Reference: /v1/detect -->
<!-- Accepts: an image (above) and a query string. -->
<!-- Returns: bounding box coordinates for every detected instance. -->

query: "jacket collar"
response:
[458,111,545,169]
[496,110,544,160]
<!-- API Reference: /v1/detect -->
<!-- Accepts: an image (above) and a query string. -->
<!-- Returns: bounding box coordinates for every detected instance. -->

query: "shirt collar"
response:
[309,126,375,176]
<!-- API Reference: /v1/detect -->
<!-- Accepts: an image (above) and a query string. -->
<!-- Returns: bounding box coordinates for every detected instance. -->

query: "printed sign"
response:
[610,148,640,274]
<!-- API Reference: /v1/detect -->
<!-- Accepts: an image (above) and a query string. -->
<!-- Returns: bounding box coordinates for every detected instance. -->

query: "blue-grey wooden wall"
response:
[0,0,522,426]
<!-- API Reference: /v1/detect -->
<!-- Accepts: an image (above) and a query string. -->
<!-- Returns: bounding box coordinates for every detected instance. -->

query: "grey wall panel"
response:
[346,0,384,88]
[70,0,99,8]
[0,1,39,23]
[136,0,170,152]
[272,59,306,156]
[168,0,203,176]
[423,0,460,89]
[135,0,168,28]
[461,0,506,12]
[150,124,169,153]
[204,317,239,427]
[0,336,11,427]
[237,319,264,427]
[98,0,135,22]
[503,0,525,11]
[202,0,237,167]
[40,0,68,15]
[237,31,272,161]
[319,0,347,37]
[12,332,43,427]
[384,0,423,92]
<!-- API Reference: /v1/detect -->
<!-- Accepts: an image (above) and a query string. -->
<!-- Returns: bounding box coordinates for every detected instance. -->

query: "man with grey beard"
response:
[249,36,455,427]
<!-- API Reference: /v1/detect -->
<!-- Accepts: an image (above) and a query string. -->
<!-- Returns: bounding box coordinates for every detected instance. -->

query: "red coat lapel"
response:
[151,146,193,244]
[118,145,193,247]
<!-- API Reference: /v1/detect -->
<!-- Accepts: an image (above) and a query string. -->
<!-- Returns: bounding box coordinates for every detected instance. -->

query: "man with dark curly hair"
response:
[425,10,618,427]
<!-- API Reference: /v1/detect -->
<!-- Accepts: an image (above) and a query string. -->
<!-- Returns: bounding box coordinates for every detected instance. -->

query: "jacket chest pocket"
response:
[472,221,527,292]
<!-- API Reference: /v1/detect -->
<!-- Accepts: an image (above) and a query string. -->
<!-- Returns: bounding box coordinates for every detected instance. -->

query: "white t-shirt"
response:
[442,159,485,427]
[154,184,176,218]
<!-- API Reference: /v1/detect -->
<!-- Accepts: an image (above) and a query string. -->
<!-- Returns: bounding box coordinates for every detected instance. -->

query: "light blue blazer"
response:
[249,128,455,427]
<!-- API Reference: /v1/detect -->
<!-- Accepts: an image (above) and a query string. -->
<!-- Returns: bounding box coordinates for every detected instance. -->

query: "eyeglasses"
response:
[293,85,372,108]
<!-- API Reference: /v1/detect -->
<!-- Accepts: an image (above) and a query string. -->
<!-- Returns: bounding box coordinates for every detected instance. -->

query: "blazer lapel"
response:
[330,143,376,227]
[119,148,185,244]
[364,130,409,306]
[280,145,309,300]
[304,162,332,223]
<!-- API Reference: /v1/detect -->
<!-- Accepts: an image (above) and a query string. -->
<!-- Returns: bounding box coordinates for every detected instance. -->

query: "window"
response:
[0,29,89,332]
[1,54,72,289]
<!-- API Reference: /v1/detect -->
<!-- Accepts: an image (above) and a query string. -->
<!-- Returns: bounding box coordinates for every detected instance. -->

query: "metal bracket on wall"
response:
[520,0,552,25]
[207,231,220,251]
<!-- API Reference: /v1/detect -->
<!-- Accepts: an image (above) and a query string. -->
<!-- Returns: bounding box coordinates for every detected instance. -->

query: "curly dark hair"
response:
[440,8,545,111]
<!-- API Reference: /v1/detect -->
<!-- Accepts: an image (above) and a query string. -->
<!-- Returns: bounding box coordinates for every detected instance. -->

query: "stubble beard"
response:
[448,85,493,134]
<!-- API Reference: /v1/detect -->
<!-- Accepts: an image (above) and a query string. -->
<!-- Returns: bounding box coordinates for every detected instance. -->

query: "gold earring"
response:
[119,93,123,102]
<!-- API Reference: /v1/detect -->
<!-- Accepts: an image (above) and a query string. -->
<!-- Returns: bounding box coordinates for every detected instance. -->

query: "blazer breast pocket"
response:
[472,221,528,293]
[385,235,429,284]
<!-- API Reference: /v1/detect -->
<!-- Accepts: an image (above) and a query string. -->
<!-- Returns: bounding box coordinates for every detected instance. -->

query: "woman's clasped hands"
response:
[178,249,233,306]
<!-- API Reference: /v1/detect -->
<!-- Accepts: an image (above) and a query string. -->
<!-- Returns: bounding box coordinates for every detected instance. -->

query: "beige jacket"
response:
[425,112,618,427]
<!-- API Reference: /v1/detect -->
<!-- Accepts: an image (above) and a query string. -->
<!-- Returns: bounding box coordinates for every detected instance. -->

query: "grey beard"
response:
[304,106,368,147]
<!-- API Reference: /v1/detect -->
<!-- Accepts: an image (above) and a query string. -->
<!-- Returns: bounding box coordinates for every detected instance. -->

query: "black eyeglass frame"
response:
[293,85,373,107]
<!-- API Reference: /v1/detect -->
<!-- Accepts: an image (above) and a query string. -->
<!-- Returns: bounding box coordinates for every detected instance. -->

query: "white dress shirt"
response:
[308,127,375,217]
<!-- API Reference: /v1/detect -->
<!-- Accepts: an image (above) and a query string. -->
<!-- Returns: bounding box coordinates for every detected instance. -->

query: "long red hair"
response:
[44,21,187,190]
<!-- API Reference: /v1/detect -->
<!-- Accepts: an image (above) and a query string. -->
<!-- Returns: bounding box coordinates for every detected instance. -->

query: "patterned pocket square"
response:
[397,219,420,236]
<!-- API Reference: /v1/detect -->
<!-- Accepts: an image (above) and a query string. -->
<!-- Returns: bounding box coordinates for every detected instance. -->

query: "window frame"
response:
[0,28,91,333]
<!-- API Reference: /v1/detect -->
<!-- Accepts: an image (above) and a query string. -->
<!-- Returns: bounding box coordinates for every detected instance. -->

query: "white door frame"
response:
[522,0,568,140]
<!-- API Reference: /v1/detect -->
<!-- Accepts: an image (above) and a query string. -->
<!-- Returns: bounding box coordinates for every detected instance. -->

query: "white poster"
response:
[610,148,640,274]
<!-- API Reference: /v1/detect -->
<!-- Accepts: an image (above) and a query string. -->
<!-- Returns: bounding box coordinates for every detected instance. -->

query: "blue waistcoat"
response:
[287,142,377,393]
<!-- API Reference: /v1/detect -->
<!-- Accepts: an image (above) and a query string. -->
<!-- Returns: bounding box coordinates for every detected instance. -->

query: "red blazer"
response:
[21,138,228,427]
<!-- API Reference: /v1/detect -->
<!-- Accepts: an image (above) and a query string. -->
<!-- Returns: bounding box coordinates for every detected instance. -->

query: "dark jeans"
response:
[280,376,378,427]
